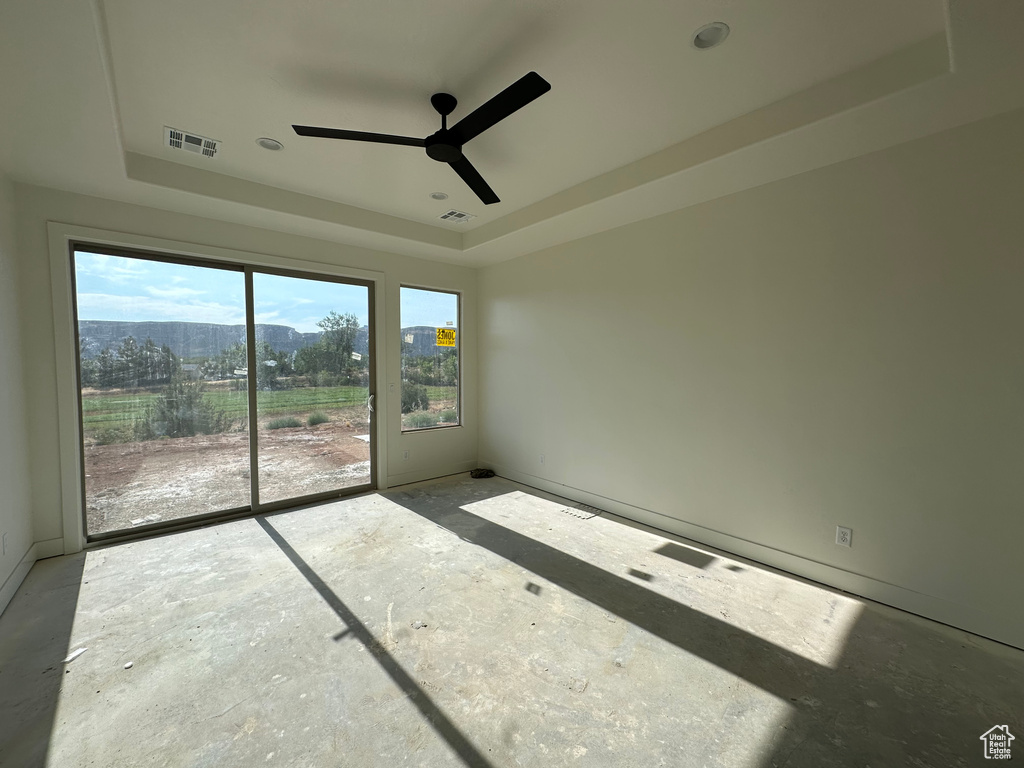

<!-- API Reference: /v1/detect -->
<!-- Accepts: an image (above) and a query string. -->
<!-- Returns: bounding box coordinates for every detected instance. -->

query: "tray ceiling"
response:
[3,0,1024,264]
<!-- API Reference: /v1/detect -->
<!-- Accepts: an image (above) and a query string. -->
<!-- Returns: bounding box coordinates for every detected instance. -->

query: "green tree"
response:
[441,353,458,386]
[293,343,327,377]
[210,342,247,379]
[317,311,360,377]
[90,338,177,389]
[97,348,116,388]
[293,312,361,384]
[139,338,160,384]
[420,357,435,384]
[79,339,98,387]
[254,341,291,390]
[159,344,180,381]
[116,336,141,388]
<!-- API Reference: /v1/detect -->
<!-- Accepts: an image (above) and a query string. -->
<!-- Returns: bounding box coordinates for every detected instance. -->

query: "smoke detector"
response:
[164,126,220,158]
[438,209,475,223]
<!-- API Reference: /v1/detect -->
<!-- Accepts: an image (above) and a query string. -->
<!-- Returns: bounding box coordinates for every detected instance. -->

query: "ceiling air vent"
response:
[164,126,220,158]
[438,209,475,223]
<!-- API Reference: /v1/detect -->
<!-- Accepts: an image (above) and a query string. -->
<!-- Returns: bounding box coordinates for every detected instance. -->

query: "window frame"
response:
[399,283,462,433]
[48,221,388,553]
[69,242,379,541]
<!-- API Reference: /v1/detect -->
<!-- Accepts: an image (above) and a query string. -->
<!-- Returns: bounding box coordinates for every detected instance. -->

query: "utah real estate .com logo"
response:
[980,725,1015,760]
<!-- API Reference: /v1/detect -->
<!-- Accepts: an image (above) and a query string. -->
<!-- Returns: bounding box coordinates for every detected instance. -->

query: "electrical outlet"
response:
[539,454,545,465]
[403,450,409,461]
[836,526,852,547]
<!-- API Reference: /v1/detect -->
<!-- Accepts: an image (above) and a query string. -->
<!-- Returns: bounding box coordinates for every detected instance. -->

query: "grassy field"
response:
[424,386,456,405]
[81,383,457,437]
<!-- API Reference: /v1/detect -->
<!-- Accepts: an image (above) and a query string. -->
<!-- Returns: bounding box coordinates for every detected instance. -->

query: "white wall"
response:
[14,184,478,548]
[478,107,1024,649]
[0,173,35,614]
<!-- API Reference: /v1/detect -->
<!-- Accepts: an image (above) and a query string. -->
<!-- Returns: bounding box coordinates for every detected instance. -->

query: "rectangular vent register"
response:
[164,126,220,158]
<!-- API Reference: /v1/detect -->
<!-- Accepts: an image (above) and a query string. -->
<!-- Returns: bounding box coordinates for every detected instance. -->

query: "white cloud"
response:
[75,253,148,284]
[145,286,206,299]
[76,293,246,325]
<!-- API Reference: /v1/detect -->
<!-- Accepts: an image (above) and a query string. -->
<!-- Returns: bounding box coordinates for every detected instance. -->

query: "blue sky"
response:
[74,251,458,331]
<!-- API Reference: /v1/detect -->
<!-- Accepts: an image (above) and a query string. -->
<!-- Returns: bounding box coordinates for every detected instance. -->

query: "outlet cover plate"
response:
[836,526,852,547]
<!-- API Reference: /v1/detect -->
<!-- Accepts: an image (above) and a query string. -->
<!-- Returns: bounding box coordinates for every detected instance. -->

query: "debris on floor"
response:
[470,468,495,479]
[63,648,87,664]
[123,662,133,670]
[411,621,427,629]
[129,514,162,527]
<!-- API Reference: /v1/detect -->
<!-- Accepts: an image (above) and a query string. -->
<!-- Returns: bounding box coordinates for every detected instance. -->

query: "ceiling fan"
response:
[292,72,551,206]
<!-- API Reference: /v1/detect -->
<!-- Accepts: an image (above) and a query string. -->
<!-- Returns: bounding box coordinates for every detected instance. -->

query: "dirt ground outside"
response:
[84,415,371,535]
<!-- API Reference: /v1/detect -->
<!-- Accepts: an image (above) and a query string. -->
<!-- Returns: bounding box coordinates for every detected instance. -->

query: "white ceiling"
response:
[2,0,1024,265]
[106,0,942,226]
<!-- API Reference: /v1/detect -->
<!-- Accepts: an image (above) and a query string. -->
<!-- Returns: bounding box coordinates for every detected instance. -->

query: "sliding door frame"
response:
[48,222,388,553]
[244,264,377,510]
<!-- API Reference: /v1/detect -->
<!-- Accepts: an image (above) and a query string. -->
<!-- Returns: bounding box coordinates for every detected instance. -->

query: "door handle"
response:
[367,393,375,413]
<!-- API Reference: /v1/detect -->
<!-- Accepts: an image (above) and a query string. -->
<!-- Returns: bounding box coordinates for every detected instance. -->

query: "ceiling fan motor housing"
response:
[425,131,463,163]
[426,93,462,162]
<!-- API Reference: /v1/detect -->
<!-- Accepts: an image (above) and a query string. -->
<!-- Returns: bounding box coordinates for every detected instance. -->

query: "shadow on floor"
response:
[386,479,1024,767]
[255,516,496,768]
[386,484,826,699]
[653,541,716,569]
[7,476,1019,767]
[0,553,86,768]
[751,604,1024,767]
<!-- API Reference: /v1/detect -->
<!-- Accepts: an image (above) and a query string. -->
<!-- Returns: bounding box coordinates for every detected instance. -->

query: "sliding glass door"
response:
[251,271,373,505]
[71,247,375,539]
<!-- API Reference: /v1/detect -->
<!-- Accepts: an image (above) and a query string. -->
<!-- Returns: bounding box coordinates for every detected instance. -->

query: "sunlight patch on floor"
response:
[460,491,864,670]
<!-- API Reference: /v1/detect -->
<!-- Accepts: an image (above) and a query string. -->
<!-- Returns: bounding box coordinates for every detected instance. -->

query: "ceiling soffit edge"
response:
[124,152,462,250]
[117,32,950,256]
[465,32,951,250]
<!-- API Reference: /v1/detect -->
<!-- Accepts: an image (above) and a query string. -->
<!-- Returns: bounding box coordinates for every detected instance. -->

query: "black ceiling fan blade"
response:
[292,125,425,147]
[448,72,550,146]
[449,156,500,205]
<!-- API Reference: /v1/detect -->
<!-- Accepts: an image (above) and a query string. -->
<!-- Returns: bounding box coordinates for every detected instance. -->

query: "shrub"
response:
[94,426,132,446]
[401,383,430,414]
[439,409,457,423]
[307,411,330,426]
[405,411,439,429]
[146,373,229,438]
[267,417,302,430]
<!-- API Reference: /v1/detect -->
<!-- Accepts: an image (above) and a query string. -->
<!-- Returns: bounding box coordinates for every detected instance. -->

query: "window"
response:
[400,286,459,430]
[71,245,375,539]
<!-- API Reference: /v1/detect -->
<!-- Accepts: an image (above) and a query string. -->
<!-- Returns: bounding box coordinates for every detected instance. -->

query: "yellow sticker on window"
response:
[436,328,456,347]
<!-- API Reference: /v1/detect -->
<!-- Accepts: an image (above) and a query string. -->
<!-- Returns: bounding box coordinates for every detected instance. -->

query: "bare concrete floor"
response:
[1,473,1022,767]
